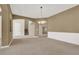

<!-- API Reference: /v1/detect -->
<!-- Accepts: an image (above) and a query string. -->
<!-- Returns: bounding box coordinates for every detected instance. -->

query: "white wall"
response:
[13,19,25,37]
[48,32,79,45]
[28,21,35,36]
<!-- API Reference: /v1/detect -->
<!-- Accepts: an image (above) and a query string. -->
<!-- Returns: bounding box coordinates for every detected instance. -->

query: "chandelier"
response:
[40,6,43,18]
[38,5,46,24]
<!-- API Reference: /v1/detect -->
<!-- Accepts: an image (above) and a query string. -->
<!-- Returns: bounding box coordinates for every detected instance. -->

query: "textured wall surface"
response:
[48,6,79,33]
[1,4,12,46]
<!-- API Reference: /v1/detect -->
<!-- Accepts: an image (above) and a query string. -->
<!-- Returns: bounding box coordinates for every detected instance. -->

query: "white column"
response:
[28,21,35,36]
[39,24,43,36]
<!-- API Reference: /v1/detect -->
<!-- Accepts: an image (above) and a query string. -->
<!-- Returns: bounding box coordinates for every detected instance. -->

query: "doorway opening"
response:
[38,20,48,37]
[24,20,29,35]
[13,19,25,37]
[12,19,37,39]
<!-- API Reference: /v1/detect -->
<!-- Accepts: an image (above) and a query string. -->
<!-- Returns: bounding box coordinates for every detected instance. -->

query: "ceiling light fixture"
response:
[38,21,46,24]
[38,5,47,24]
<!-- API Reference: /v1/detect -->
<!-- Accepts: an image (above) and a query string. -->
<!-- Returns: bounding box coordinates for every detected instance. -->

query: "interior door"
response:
[13,20,25,37]
[14,23,22,36]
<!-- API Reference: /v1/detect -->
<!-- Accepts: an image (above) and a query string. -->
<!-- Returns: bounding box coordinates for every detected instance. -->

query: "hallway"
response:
[0,37,79,55]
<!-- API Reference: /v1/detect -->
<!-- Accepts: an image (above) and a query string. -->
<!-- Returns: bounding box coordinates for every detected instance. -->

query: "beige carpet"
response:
[0,37,79,55]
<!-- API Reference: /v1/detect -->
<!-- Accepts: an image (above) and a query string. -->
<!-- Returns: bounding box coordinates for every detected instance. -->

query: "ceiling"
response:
[10,4,78,18]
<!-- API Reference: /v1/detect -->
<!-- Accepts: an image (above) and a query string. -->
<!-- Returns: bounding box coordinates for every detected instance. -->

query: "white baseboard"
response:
[13,35,39,39]
[8,39,14,46]
[0,45,9,48]
[0,39,14,49]
[48,32,79,45]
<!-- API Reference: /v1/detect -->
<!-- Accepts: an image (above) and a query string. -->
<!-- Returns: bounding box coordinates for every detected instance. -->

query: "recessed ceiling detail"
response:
[10,4,77,18]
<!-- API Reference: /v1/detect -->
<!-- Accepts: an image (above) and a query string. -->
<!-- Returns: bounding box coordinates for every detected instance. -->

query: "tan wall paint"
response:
[48,5,79,33]
[1,4,12,46]
[0,16,2,46]
[12,15,26,19]
[12,14,36,21]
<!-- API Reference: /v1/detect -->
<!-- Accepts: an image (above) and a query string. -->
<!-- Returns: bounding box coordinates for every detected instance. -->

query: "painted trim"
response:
[13,35,39,39]
[0,45,9,48]
[0,39,14,49]
[8,39,14,46]
[48,32,79,45]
